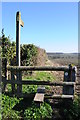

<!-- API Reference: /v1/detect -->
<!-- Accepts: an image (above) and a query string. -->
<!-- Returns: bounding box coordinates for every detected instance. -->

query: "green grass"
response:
[22,71,56,93]
[23,71,56,81]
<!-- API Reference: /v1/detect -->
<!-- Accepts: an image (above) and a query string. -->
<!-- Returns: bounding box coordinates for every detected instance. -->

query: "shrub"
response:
[24,102,53,120]
[22,85,37,94]
[63,96,80,120]
[21,44,37,66]
[1,94,22,119]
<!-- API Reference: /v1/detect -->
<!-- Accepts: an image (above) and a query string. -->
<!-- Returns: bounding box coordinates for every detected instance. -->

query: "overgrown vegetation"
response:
[2,94,80,119]
[1,94,53,119]
[63,96,80,120]
[1,29,16,64]
[24,102,53,120]
[1,29,38,66]
[21,44,37,66]
[1,94,22,119]
[1,69,56,119]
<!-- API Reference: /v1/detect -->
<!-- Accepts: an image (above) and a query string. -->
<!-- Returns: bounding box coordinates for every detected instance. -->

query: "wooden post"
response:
[63,64,75,95]
[17,71,22,94]
[11,71,15,94]
[16,11,24,94]
[68,64,72,81]
[4,59,7,80]
[3,58,7,92]
[16,11,24,66]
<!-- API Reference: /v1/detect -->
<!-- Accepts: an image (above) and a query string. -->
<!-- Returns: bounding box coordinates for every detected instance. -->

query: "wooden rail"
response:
[7,66,70,71]
[2,80,75,86]
[45,95,74,99]
[4,92,73,99]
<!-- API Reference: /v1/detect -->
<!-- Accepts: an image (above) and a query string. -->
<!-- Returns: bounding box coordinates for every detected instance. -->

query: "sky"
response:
[1,2,78,53]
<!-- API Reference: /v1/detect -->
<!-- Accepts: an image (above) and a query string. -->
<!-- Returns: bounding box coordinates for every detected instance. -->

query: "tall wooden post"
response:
[16,11,24,66]
[16,11,24,94]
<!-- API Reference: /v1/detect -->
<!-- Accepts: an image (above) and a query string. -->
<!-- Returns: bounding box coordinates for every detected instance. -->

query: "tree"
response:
[21,44,37,66]
[1,29,16,64]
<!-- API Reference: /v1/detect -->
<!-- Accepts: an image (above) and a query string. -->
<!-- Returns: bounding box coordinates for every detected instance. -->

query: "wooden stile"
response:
[34,93,44,102]
[34,86,45,103]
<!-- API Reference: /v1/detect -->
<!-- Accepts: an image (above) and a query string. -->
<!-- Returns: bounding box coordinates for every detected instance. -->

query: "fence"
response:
[2,59,76,100]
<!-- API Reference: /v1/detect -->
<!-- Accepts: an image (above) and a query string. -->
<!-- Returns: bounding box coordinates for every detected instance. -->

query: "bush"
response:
[63,96,80,120]
[24,102,53,120]
[22,85,37,94]
[1,94,22,119]
[21,44,37,66]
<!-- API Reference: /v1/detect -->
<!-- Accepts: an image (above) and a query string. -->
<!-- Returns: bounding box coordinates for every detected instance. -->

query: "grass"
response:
[23,71,56,81]
[22,71,56,93]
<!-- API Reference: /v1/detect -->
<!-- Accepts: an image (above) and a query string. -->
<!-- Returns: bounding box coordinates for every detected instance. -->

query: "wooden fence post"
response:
[63,64,75,95]
[17,71,22,94]
[11,71,15,94]
[3,58,7,92]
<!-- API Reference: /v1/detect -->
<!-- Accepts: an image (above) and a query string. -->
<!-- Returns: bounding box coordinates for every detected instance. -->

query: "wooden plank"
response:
[34,93,44,102]
[7,66,69,71]
[63,85,74,95]
[2,80,75,86]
